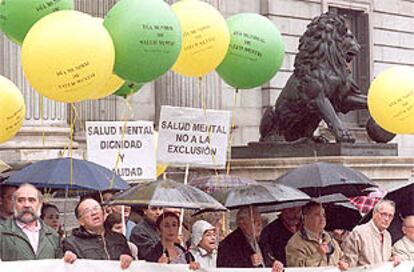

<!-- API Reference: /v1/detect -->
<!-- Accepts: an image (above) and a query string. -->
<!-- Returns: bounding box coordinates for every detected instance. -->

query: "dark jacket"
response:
[217,227,265,268]
[145,241,194,264]
[130,217,160,260]
[260,218,295,266]
[0,218,61,261]
[63,226,131,260]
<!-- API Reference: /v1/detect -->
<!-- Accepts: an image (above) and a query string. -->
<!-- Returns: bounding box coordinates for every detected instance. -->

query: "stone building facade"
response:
[1,0,414,186]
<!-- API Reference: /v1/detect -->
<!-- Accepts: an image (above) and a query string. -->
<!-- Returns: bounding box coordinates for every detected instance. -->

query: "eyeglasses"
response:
[80,205,102,217]
[378,212,394,219]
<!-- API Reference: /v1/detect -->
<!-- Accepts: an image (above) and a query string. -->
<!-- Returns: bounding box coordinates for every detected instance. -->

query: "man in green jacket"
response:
[0,183,61,261]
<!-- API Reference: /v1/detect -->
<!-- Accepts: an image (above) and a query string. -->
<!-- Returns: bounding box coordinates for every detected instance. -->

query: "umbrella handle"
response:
[63,187,68,237]
[249,206,264,267]
[178,164,190,244]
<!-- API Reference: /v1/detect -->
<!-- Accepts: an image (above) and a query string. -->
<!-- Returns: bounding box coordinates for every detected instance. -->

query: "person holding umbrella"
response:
[260,206,302,266]
[285,202,348,269]
[130,205,163,260]
[145,211,199,269]
[217,206,284,272]
[112,178,227,260]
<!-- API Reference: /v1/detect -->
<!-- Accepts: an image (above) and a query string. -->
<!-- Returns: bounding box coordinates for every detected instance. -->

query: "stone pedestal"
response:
[166,156,414,192]
[231,142,398,158]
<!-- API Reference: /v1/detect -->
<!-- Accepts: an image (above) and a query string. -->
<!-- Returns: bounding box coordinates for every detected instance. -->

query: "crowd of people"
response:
[0,183,413,271]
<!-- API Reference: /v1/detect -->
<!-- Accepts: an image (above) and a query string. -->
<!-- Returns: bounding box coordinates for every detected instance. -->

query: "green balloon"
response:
[0,0,74,44]
[114,81,144,98]
[216,13,285,89]
[104,0,181,83]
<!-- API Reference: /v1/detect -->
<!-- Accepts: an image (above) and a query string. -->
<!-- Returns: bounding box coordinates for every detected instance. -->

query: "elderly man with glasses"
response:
[342,199,401,267]
[63,197,133,269]
[392,215,414,261]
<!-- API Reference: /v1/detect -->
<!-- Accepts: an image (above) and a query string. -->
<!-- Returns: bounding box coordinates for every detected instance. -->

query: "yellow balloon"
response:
[88,74,125,100]
[368,66,414,134]
[86,17,124,100]
[21,11,115,103]
[0,76,26,144]
[172,0,229,77]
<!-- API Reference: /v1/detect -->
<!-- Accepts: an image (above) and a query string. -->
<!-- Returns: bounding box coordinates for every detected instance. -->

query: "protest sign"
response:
[86,121,156,181]
[157,106,231,168]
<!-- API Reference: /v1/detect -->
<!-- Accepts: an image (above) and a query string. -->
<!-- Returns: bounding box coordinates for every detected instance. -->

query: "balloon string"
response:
[77,102,85,136]
[69,104,76,189]
[59,103,79,158]
[226,89,238,175]
[199,77,206,113]
[198,76,220,172]
[39,95,45,146]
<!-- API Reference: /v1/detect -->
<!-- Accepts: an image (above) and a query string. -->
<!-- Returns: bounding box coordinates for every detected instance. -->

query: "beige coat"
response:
[342,220,392,267]
[285,228,343,267]
[392,236,414,261]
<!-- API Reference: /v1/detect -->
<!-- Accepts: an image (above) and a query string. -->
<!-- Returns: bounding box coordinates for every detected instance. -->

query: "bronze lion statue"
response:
[259,12,394,143]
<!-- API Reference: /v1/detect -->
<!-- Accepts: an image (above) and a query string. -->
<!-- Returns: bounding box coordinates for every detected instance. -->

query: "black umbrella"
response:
[212,183,311,209]
[382,181,413,242]
[110,179,226,211]
[385,181,414,217]
[5,158,128,190]
[275,162,376,197]
[324,202,361,231]
[259,193,361,231]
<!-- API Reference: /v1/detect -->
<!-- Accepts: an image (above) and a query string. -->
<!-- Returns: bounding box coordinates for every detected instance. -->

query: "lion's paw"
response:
[336,129,356,143]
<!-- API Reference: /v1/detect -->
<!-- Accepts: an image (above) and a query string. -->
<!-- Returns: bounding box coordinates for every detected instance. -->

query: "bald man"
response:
[392,215,414,261]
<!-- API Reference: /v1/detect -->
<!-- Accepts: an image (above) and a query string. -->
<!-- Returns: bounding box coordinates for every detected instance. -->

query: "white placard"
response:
[157,106,231,168]
[86,121,156,181]
[0,259,410,272]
